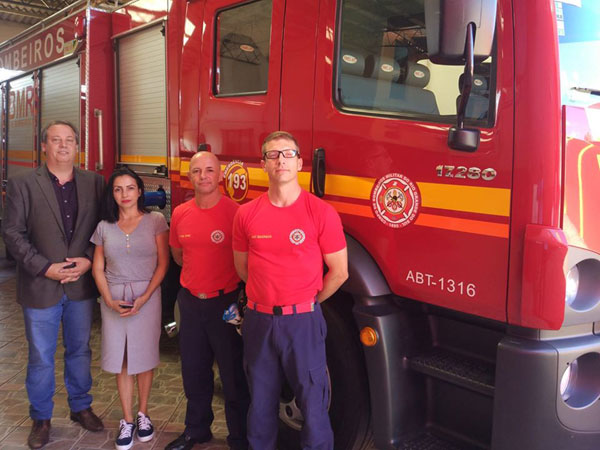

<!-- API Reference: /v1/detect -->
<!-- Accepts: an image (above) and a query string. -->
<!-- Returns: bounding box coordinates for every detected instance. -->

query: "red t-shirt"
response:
[232,190,346,306]
[170,196,240,295]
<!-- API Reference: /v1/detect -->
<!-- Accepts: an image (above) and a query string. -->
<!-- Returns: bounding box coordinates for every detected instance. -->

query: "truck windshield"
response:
[556,0,600,107]
[336,0,495,126]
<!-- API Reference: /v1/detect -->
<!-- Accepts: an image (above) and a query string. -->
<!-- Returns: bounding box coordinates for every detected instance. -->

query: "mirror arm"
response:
[457,23,475,129]
[448,22,480,152]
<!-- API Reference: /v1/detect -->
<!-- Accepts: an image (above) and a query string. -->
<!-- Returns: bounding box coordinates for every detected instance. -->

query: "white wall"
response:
[0,21,30,44]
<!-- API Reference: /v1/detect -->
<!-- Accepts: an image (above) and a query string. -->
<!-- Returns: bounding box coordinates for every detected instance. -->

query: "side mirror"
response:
[425,0,497,65]
[425,0,497,152]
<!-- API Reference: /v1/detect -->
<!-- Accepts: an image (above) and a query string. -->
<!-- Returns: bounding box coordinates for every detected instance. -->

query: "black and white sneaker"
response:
[115,419,135,450]
[136,411,154,442]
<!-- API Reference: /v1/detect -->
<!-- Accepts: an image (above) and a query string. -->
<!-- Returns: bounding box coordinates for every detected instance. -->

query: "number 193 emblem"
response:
[223,160,249,202]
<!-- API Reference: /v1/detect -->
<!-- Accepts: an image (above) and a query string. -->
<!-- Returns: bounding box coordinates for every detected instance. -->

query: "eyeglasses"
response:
[262,149,300,160]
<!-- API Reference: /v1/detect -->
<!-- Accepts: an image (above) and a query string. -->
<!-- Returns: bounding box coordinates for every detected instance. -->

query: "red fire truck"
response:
[2,0,600,448]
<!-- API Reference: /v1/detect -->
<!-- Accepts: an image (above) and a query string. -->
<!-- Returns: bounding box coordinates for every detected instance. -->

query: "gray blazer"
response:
[2,165,105,308]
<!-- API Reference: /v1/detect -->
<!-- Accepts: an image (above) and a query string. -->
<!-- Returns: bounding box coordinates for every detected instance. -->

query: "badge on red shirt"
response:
[289,229,306,245]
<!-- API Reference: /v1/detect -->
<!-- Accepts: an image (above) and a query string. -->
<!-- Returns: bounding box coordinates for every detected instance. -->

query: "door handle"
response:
[312,147,326,198]
[94,109,104,170]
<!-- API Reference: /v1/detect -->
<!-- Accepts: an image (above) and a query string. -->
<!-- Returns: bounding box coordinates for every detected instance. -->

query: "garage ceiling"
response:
[0,0,86,26]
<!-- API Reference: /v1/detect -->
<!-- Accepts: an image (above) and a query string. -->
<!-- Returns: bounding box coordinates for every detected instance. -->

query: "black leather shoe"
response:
[28,419,50,449]
[228,436,249,450]
[70,407,104,432]
[164,432,212,450]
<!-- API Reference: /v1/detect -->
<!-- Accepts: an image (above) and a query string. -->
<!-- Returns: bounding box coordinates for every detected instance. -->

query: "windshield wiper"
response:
[571,86,600,96]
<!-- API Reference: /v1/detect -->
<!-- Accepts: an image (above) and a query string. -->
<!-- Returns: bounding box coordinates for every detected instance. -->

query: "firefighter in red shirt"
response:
[233,131,348,450]
[167,152,249,450]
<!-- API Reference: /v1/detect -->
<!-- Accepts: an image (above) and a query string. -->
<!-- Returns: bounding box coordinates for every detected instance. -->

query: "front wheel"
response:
[278,293,372,450]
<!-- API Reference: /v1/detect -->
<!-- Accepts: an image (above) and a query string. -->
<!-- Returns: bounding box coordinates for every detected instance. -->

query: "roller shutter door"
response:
[40,58,80,165]
[117,24,167,172]
[6,74,35,180]
[1,84,5,215]
[41,59,80,135]
[1,85,4,182]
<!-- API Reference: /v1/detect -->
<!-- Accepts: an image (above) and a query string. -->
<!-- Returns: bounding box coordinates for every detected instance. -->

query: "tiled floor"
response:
[0,252,231,449]
[0,244,380,450]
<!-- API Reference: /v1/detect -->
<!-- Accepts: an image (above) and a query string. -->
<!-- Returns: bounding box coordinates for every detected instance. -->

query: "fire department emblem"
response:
[223,160,249,203]
[289,229,306,245]
[371,173,420,229]
[211,230,225,244]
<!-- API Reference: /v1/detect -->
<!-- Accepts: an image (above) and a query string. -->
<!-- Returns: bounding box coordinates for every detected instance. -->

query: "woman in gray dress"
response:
[91,167,169,450]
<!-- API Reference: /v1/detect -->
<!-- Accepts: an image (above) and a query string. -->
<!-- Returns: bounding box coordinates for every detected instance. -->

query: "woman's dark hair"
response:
[101,167,148,223]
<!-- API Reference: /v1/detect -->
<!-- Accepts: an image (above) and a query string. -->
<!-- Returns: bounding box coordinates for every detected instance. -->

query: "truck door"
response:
[278,0,319,174]
[197,0,281,174]
[312,0,515,321]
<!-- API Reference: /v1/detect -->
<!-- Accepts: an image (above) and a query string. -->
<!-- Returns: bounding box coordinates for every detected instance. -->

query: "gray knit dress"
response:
[90,211,169,374]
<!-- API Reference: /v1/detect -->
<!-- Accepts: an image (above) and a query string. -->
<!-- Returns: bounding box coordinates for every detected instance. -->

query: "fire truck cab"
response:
[2,0,600,449]
[171,0,600,446]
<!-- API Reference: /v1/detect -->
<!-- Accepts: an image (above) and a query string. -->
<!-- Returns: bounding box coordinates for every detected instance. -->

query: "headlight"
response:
[559,353,600,408]
[565,259,600,312]
[559,360,577,402]
[565,265,579,307]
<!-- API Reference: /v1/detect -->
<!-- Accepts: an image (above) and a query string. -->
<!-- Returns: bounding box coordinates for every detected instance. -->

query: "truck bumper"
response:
[492,332,600,449]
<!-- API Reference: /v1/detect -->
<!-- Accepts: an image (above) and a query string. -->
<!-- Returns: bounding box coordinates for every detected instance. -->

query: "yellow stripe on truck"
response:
[175,158,510,218]
[244,169,374,199]
[7,150,35,160]
[120,155,168,165]
[417,182,511,217]
[325,174,375,200]
[245,168,311,190]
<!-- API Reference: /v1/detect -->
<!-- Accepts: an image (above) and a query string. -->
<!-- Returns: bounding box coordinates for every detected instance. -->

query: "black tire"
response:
[278,292,372,450]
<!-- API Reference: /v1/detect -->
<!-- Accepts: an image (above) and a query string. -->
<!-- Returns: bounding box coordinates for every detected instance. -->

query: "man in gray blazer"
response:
[2,120,105,449]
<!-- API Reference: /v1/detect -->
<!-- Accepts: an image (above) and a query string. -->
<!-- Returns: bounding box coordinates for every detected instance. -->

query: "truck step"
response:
[408,348,495,397]
[398,431,482,450]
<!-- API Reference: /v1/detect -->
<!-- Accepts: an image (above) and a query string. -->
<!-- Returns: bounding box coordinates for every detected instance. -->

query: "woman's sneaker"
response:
[136,411,154,442]
[115,419,135,450]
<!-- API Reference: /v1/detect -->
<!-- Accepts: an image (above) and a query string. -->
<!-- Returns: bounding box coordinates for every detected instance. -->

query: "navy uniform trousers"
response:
[177,287,250,449]
[242,302,333,450]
